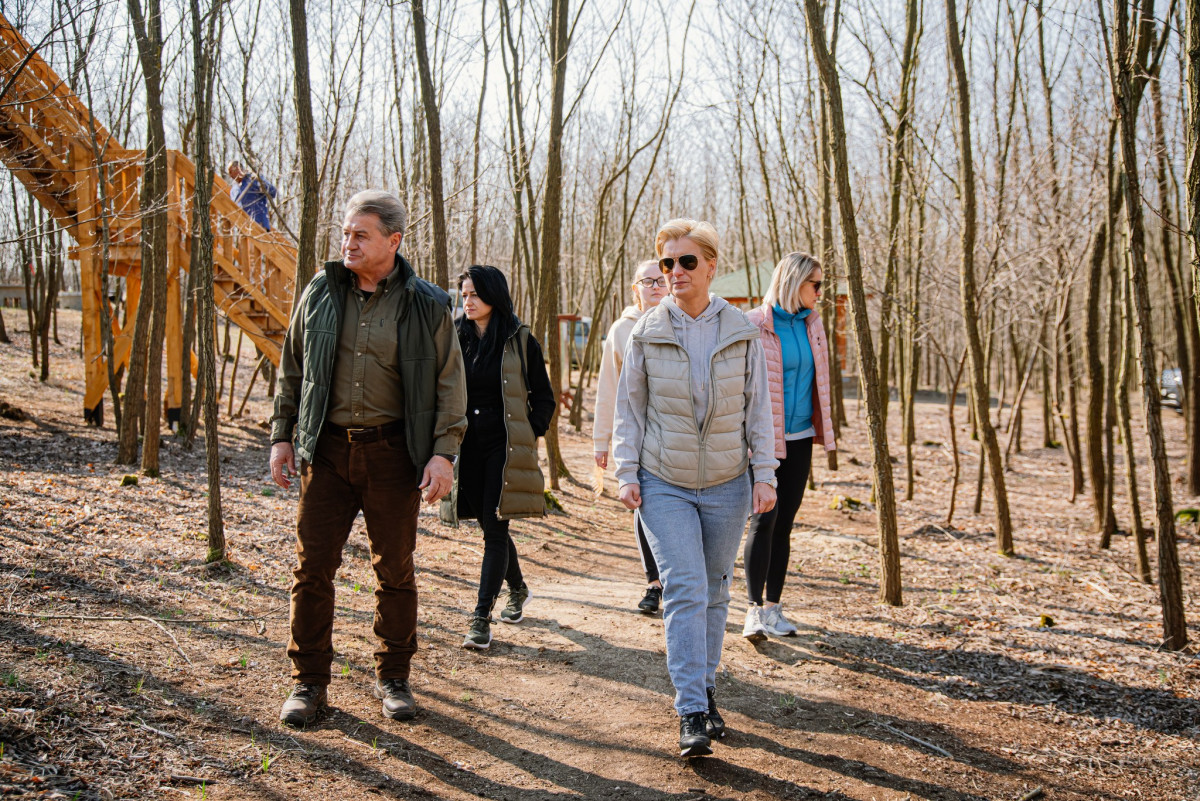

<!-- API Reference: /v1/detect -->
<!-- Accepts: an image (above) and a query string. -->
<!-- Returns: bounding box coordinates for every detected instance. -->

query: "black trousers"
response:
[744,437,813,605]
[459,408,524,617]
[635,514,660,584]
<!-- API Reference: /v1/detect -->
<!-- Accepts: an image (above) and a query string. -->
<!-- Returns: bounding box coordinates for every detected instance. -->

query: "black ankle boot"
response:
[679,712,712,758]
[705,686,726,739]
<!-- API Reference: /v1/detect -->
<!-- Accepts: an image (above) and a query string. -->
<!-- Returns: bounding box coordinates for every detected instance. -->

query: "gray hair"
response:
[763,252,821,314]
[344,190,408,236]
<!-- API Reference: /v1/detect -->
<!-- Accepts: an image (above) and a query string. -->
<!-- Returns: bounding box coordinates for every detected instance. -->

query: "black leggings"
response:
[459,409,525,618]
[744,437,813,605]
[635,514,660,584]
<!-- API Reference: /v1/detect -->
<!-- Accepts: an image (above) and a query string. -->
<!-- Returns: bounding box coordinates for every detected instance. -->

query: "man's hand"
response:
[619,482,641,510]
[420,455,454,504]
[753,482,777,515]
[270,442,297,489]
[595,451,608,469]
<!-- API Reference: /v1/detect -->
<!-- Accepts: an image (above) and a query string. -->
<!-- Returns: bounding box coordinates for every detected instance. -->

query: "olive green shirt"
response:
[326,266,405,427]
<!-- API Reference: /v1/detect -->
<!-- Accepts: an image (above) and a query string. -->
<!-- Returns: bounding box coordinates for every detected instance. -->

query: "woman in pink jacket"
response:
[743,252,836,641]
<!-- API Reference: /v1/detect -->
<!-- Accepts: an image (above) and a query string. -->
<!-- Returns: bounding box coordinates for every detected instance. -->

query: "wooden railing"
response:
[0,13,297,420]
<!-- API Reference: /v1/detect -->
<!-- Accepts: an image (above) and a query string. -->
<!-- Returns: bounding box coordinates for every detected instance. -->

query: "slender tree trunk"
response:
[289,0,319,301]
[804,0,902,605]
[1117,260,1151,581]
[1111,0,1187,650]
[411,0,450,289]
[944,349,967,526]
[945,0,1013,555]
[1151,75,1200,495]
[123,0,169,472]
[190,0,226,560]
[470,0,489,266]
[817,46,846,431]
[534,0,572,488]
[1188,0,1200,497]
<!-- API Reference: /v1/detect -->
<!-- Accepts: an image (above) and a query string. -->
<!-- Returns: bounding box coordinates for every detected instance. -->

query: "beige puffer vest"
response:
[635,304,760,489]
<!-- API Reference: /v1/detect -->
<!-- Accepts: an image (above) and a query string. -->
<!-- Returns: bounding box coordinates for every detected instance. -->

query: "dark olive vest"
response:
[292,256,451,469]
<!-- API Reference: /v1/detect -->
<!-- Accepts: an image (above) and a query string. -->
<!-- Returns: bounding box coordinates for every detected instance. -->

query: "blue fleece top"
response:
[773,305,814,436]
[232,175,277,231]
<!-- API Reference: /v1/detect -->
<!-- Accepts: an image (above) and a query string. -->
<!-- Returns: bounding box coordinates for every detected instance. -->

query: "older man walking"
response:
[269,190,467,726]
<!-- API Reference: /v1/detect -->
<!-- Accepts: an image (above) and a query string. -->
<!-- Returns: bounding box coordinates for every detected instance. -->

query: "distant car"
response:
[1160,368,1183,412]
[569,317,594,368]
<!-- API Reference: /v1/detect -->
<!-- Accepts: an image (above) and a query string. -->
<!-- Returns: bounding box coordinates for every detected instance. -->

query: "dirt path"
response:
[1,310,1198,800]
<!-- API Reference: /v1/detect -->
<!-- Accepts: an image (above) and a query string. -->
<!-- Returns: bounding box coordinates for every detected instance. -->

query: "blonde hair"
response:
[654,219,719,261]
[763,252,821,314]
[630,259,660,308]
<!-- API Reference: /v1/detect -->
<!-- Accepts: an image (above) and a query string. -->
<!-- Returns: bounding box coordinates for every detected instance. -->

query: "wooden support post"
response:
[226,326,243,418]
[166,154,183,429]
[71,143,106,422]
[235,353,267,418]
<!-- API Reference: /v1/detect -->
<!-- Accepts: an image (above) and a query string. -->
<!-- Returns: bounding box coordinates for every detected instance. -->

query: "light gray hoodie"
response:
[612,294,778,488]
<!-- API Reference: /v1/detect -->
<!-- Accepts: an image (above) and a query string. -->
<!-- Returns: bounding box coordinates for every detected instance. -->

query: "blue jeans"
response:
[637,468,752,715]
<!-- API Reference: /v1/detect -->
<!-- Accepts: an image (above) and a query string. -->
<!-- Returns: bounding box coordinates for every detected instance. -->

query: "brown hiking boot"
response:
[374,678,417,721]
[280,683,327,727]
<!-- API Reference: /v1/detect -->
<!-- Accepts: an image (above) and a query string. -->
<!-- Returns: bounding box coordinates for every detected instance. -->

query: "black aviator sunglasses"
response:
[659,254,699,273]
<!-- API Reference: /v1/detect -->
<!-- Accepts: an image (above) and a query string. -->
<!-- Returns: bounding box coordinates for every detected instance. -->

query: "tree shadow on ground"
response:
[749,624,1200,735]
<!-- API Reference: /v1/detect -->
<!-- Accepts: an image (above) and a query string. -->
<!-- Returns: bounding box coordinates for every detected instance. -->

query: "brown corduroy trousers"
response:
[288,426,420,685]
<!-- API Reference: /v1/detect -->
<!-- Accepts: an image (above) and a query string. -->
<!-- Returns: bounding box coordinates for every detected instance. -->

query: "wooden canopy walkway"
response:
[0,14,296,423]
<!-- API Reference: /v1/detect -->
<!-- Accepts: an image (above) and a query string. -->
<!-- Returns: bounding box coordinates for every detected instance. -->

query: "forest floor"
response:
[1,309,1198,801]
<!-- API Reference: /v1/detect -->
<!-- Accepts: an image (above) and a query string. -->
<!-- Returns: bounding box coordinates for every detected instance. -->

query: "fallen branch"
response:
[1019,788,1045,801]
[875,721,952,759]
[138,719,179,739]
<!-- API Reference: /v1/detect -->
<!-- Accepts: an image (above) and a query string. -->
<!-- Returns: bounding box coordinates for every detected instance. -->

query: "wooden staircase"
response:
[0,14,296,422]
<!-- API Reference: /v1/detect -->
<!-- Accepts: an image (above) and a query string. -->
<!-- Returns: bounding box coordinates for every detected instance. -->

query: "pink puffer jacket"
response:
[746,303,836,458]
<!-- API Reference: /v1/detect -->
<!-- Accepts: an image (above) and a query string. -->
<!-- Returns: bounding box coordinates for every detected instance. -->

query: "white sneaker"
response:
[762,605,798,637]
[742,605,767,642]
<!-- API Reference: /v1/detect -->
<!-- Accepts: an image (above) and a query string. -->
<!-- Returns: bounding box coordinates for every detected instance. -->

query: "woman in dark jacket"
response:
[445,265,555,651]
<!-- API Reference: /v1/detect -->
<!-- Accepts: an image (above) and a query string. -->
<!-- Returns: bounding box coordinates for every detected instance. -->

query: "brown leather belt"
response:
[324,420,404,443]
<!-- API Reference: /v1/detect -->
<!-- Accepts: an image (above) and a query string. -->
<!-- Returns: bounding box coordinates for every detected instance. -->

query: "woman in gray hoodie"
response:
[612,219,778,758]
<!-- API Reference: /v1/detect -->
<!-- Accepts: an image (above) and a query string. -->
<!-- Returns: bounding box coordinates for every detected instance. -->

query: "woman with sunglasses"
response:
[594,259,668,614]
[613,219,778,757]
[442,265,555,651]
[742,252,836,642]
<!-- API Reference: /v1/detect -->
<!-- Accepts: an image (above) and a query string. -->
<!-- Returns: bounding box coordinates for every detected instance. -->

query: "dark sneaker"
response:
[500,584,530,624]
[374,678,417,721]
[279,683,327,727]
[705,686,726,739]
[462,615,492,649]
[637,585,662,614]
[679,712,713,758]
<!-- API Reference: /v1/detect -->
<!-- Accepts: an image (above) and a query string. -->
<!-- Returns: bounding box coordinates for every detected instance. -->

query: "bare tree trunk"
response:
[803,0,902,605]
[125,0,169,474]
[945,0,1014,555]
[534,0,572,488]
[1151,74,1200,495]
[189,0,226,560]
[411,0,450,289]
[1109,0,1187,650]
[942,348,968,526]
[1085,218,1115,534]
[289,0,319,300]
[1117,259,1151,581]
[470,0,489,266]
[1189,0,1200,495]
[817,19,846,432]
